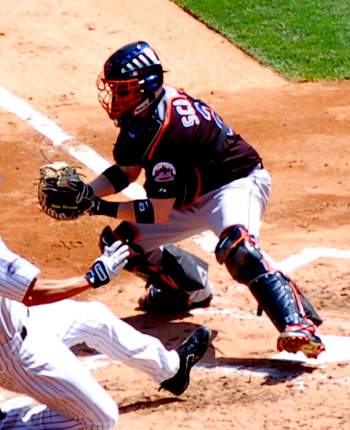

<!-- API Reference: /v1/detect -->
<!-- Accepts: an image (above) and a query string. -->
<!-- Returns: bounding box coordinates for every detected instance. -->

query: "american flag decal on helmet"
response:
[122,46,160,73]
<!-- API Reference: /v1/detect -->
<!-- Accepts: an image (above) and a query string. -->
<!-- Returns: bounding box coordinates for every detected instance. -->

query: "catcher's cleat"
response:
[160,327,212,396]
[277,323,325,359]
[188,294,213,309]
[138,285,213,313]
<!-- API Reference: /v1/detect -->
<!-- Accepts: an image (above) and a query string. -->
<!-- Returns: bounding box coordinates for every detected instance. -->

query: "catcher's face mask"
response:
[97,74,144,121]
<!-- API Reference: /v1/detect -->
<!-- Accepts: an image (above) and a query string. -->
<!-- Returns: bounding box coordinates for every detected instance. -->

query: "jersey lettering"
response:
[213,111,224,129]
[194,101,211,121]
[194,100,224,129]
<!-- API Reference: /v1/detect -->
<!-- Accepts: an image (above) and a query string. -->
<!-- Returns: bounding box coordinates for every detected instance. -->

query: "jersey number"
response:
[174,99,200,128]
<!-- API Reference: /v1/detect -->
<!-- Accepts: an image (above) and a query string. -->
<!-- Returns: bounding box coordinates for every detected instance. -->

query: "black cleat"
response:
[160,327,212,396]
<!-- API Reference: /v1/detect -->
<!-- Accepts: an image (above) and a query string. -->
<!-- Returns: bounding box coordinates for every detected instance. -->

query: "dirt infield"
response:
[1,1,350,429]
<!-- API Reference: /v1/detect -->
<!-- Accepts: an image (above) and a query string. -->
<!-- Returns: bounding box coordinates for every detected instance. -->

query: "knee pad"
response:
[215,225,270,285]
[139,282,213,313]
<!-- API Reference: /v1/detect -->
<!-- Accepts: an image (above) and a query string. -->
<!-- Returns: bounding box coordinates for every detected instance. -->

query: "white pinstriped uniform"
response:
[0,237,180,429]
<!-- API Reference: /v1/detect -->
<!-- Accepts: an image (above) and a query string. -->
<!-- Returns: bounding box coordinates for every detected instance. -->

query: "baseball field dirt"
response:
[1,1,349,429]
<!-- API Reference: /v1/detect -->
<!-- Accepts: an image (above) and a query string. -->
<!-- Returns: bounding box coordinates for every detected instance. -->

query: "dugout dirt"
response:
[0,1,350,429]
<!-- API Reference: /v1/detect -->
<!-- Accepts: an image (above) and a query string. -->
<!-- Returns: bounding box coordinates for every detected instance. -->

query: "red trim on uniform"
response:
[140,264,179,290]
[147,95,184,161]
[261,254,274,272]
[220,224,249,245]
[159,273,179,290]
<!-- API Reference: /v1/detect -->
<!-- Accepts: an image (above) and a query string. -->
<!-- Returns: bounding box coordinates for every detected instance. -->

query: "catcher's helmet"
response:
[97,41,164,122]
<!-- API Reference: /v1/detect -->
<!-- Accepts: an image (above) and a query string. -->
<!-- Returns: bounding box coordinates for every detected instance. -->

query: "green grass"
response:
[172,0,350,80]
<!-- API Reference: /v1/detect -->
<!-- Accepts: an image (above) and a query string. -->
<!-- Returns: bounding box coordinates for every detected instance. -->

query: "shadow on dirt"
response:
[71,310,316,386]
[122,311,218,353]
[204,356,318,385]
[119,397,183,415]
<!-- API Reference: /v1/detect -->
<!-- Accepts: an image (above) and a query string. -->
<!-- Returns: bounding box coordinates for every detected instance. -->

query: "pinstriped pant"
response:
[0,300,179,429]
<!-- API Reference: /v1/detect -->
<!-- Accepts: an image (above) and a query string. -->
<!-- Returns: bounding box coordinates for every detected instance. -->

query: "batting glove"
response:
[86,240,129,288]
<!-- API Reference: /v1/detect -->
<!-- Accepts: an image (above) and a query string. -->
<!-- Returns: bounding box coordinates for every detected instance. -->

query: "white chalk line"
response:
[0,86,146,200]
[1,86,350,407]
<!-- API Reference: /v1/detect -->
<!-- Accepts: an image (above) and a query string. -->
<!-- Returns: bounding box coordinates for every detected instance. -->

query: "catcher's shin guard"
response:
[249,272,303,330]
[285,275,323,327]
[215,225,322,332]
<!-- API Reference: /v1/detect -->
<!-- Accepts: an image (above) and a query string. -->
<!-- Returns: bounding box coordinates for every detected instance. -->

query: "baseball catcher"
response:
[84,40,324,359]
[37,40,326,361]
[38,162,96,220]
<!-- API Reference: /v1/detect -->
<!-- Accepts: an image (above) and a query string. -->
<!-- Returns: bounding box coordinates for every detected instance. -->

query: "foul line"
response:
[0,86,146,200]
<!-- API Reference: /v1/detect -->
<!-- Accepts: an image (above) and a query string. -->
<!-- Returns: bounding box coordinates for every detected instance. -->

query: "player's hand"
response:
[86,240,130,288]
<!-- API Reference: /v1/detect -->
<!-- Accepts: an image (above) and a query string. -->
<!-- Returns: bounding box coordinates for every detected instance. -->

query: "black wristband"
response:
[133,199,155,223]
[92,198,119,218]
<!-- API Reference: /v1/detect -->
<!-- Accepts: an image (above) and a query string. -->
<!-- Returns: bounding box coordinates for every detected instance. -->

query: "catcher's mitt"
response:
[38,161,95,220]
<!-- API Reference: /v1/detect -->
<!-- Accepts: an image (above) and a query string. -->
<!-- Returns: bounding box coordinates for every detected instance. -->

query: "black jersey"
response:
[113,86,262,207]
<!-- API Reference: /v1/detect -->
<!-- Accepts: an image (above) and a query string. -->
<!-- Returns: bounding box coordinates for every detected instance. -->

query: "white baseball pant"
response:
[132,167,271,252]
[0,300,179,429]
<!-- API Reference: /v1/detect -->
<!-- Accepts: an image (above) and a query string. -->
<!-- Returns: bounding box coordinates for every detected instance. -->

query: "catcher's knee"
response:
[139,284,190,312]
[100,223,213,312]
[215,225,269,285]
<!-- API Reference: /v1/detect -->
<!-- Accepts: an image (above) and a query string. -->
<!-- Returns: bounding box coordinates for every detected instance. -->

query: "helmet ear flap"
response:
[142,71,163,93]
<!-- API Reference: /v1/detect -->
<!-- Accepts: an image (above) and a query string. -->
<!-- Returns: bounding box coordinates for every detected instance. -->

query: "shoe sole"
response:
[277,332,325,359]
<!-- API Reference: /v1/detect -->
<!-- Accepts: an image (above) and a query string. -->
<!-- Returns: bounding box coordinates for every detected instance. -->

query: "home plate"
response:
[273,335,350,364]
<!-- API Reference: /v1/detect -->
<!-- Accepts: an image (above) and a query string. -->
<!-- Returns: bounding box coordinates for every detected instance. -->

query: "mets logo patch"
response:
[152,162,176,182]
